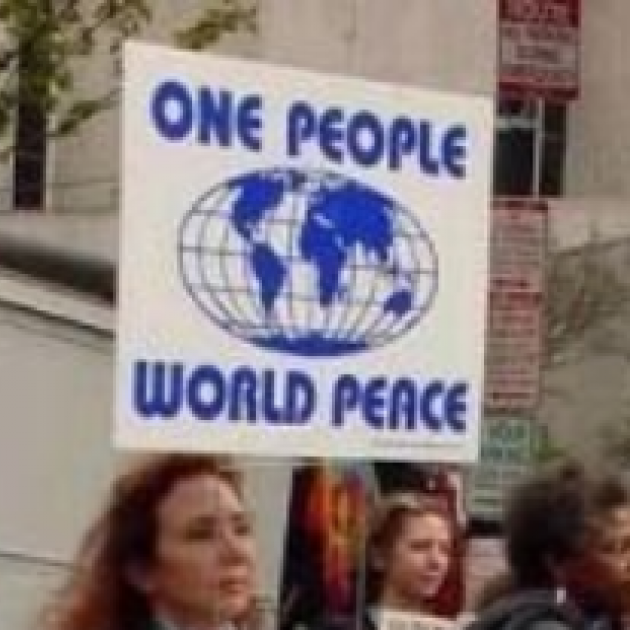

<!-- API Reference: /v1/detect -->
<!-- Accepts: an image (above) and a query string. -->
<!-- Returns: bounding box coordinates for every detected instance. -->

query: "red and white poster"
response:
[484,198,547,411]
[499,0,580,100]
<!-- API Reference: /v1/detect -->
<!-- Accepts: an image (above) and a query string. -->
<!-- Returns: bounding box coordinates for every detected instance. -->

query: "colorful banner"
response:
[278,461,466,630]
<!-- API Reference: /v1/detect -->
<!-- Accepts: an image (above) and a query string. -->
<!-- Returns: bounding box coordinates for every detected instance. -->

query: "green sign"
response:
[466,415,533,520]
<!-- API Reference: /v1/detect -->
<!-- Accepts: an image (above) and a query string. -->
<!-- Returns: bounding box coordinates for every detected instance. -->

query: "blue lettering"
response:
[331,375,470,433]
[149,78,470,178]
[132,362,469,434]
[151,80,194,141]
[364,377,387,429]
[442,125,467,178]
[287,101,316,157]
[417,121,441,175]
[286,101,468,178]
[389,118,417,170]
[286,370,316,425]
[187,365,225,421]
[348,111,384,167]
[320,107,345,163]
[198,88,233,146]
[132,361,316,425]
[134,360,183,417]
[262,369,316,425]
[229,367,257,422]
[419,380,445,431]
[150,80,469,178]
[263,369,283,424]
[445,381,468,431]
[238,95,263,151]
[332,375,361,426]
[151,82,262,149]
[390,378,417,429]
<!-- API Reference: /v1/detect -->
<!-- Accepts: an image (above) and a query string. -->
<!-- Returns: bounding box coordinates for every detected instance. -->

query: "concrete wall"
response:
[259,0,496,92]
[0,304,117,629]
[0,296,292,629]
[7,0,630,206]
[44,0,496,215]
[565,0,630,197]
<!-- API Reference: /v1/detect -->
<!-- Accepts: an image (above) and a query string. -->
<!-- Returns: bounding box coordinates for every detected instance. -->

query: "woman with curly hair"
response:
[39,453,261,630]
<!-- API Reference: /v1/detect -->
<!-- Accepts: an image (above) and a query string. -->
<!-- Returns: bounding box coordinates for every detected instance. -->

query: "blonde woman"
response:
[318,491,459,630]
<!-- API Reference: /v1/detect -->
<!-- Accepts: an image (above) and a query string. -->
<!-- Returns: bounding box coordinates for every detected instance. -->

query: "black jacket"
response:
[466,590,592,630]
[312,611,377,630]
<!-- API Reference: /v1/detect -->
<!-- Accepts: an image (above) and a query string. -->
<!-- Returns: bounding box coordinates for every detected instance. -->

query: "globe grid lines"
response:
[179,187,243,336]
[181,245,435,337]
[178,168,439,356]
[183,212,436,338]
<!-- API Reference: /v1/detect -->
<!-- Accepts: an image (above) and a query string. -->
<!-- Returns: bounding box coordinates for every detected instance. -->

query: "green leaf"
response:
[175,0,258,50]
[0,0,257,144]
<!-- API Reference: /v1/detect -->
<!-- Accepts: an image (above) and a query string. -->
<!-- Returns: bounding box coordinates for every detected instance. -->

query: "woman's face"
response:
[593,505,630,610]
[140,473,256,627]
[562,505,630,613]
[380,512,452,611]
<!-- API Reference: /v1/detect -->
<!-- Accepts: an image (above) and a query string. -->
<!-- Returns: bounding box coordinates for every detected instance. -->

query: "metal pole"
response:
[532,98,545,197]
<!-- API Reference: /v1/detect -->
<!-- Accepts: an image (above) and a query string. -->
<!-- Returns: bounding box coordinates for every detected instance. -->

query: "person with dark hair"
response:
[38,453,262,630]
[588,478,630,627]
[469,461,630,630]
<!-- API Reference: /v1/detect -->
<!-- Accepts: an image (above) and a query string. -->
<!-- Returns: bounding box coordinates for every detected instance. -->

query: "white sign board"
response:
[117,42,493,462]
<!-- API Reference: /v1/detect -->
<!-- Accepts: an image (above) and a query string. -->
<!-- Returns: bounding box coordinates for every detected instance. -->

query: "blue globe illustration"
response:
[178,168,438,357]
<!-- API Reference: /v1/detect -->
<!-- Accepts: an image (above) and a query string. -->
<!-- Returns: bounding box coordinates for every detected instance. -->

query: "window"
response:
[493,97,567,197]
